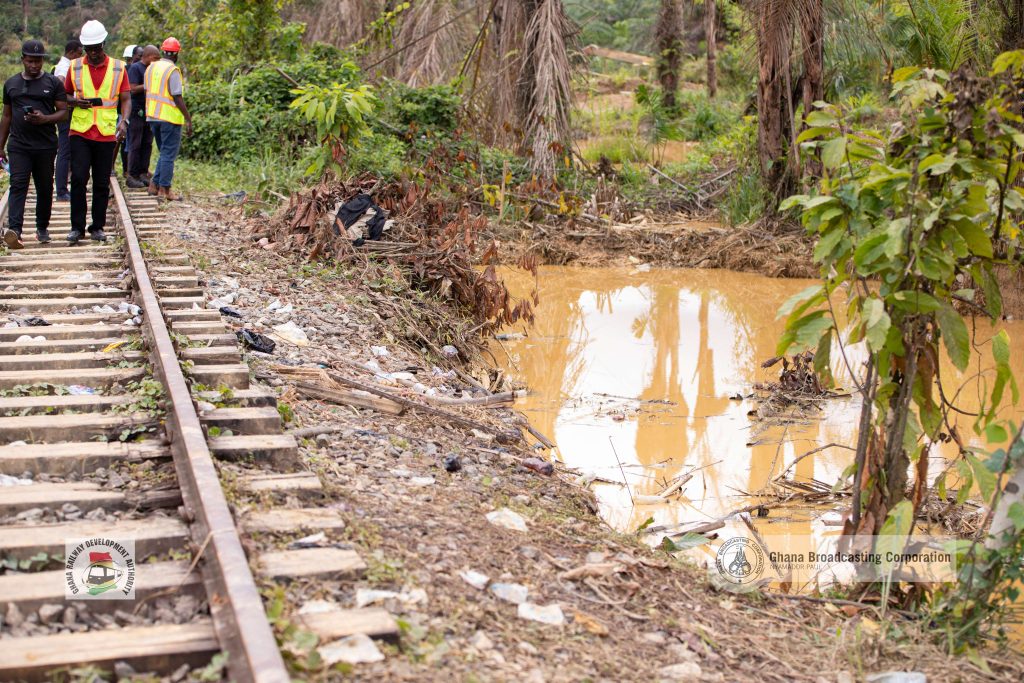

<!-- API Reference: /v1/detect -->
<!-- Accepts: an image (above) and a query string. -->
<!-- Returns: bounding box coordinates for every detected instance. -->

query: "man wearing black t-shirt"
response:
[0,40,68,248]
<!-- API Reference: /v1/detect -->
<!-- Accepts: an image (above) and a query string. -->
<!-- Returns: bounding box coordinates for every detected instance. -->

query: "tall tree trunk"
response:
[755,0,795,202]
[22,0,28,36]
[799,0,824,119]
[1000,0,1024,50]
[656,0,682,110]
[706,0,717,99]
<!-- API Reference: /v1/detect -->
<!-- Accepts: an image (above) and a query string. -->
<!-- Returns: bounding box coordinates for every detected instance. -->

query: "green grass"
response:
[580,134,649,164]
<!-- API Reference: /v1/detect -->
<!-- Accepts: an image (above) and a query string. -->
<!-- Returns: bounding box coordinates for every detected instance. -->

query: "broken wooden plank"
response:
[298,607,398,642]
[0,515,187,560]
[0,481,124,516]
[0,440,169,476]
[0,621,218,682]
[0,367,146,390]
[258,547,366,581]
[294,380,404,416]
[241,507,346,534]
[0,559,200,616]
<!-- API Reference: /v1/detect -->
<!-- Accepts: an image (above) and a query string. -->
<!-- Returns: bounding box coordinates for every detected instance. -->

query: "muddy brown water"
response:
[496,266,1024,587]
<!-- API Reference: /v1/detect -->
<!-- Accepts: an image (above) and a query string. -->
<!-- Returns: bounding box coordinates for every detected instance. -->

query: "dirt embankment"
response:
[492,215,818,279]
[154,196,1024,682]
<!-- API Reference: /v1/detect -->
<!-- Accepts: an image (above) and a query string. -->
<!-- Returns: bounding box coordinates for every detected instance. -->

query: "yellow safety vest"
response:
[145,60,184,125]
[69,57,124,137]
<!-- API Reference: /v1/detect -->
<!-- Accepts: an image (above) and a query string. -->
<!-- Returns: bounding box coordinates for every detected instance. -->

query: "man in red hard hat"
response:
[145,36,192,201]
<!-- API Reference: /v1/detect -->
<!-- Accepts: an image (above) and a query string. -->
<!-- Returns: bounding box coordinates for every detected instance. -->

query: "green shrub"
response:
[348,133,409,179]
[580,135,648,164]
[182,52,366,162]
[378,81,462,133]
[677,91,739,141]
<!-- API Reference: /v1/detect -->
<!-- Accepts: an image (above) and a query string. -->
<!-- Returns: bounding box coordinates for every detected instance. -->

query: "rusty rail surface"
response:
[110,183,289,683]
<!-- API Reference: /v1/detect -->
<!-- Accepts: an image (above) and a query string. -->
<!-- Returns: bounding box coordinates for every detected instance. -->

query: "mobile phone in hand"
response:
[22,106,33,114]
[88,97,103,106]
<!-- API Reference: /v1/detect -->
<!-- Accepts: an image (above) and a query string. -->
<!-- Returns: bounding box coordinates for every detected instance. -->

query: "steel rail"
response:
[111,183,290,683]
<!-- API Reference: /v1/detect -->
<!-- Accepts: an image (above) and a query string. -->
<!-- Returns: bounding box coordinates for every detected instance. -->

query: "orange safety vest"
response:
[69,57,124,136]
[145,60,184,125]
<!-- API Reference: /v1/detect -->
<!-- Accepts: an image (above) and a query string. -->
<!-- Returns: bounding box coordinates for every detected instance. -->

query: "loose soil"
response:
[152,195,1024,682]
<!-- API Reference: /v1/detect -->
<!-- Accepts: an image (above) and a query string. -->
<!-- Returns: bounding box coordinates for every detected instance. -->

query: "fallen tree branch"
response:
[325,367,522,443]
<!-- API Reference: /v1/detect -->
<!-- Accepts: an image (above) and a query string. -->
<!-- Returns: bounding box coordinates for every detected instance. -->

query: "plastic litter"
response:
[22,316,50,327]
[91,305,116,314]
[288,531,326,549]
[0,474,33,487]
[517,602,565,625]
[370,345,389,357]
[355,588,426,608]
[494,332,525,341]
[117,302,141,316]
[60,272,94,281]
[486,507,528,532]
[219,306,243,318]
[522,458,554,476]
[441,345,459,358]
[459,569,489,590]
[14,335,45,343]
[271,321,309,346]
[319,634,384,665]
[490,582,529,604]
[238,329,276,354]
[865,674,926,683]
[68,385,96,395]
[297,600,336,615]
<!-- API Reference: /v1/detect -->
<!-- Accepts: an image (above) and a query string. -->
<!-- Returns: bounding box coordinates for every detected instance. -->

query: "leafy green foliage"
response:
[185,53,363,163]
[781,54,1024,644]
[290,69,377,178]
[378,81,461,134]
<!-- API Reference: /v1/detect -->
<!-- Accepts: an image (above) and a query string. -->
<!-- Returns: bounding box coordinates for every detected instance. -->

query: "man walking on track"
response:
[64,20,130,245]
[54,39,83,202]
[126,45,159,188]
[146,37,192,201]
[0,40,69,249]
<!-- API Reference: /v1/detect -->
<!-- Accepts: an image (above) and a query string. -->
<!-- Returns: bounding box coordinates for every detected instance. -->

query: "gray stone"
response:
[113,661,136,679]
[5,602,24,628]
[37,604,63,625]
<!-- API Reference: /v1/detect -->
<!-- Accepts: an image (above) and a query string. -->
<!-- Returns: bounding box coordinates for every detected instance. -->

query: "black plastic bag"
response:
[238,329,276,354]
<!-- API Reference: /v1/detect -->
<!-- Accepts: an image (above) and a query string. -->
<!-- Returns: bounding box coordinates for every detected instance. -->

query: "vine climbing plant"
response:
[778,52,1024,643]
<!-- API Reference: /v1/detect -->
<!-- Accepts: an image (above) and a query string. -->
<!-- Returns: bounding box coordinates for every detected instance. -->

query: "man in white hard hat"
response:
[63,20,130,245]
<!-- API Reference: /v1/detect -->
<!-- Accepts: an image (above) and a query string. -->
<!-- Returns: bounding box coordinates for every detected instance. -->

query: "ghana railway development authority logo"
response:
[715,537,765,587]
[65,538,136,600]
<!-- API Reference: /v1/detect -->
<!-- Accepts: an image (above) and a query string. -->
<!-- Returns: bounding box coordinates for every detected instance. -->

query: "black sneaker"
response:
[35,228,51,244]
[3,229,24,250]
[67,230,84,245]
[90,229,107,242]
[126,176,147,189]
[56,194,70,202]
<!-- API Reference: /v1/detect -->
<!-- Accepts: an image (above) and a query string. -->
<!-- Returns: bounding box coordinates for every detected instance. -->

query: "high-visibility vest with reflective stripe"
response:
[69,57,124,136]
[145,60,184,125]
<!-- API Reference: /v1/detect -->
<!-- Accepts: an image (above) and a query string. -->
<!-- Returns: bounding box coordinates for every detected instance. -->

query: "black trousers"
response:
[70,135,115,235]
[127,111,153,177]
[7,147,56,235]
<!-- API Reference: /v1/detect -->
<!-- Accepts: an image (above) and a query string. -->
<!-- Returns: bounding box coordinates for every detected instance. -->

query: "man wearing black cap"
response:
[0,40,68,248]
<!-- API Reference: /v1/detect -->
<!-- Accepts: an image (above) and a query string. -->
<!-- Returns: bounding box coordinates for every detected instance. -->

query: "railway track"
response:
[0,184,395,681]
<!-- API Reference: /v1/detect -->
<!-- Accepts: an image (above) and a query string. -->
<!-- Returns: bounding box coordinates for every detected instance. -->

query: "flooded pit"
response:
[496,266,1024,586]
